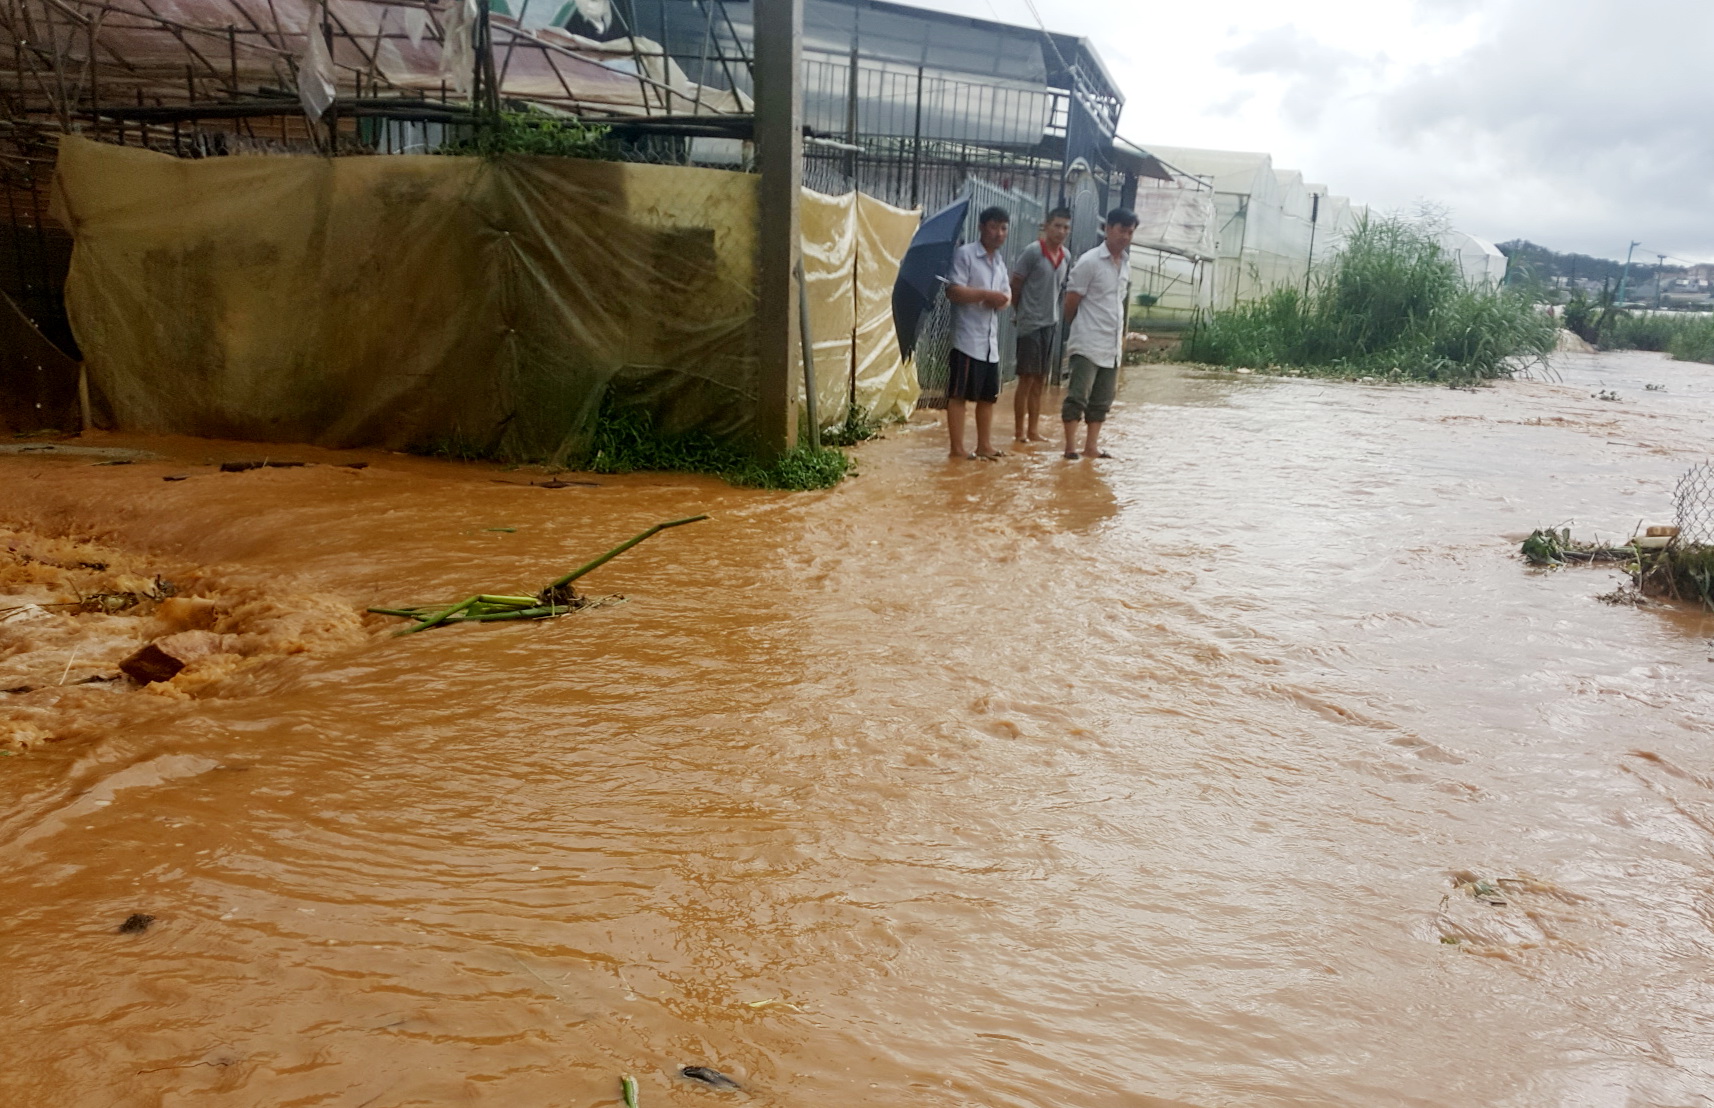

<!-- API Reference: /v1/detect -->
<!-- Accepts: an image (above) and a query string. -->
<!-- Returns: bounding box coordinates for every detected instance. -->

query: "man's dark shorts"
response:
[947,349,1000,404]
[1015,324,1057,377]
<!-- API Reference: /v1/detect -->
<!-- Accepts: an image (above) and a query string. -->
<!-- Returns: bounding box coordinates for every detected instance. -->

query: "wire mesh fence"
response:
[1674,462,1714,544]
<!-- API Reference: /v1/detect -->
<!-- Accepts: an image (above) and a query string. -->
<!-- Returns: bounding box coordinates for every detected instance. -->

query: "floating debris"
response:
[80,591,143,614]
[369,516,708,635]
[1520,527,1635,566]
[681,1066,741,1090]
[1595,584,1648,607]
[118,631,234,684]
[117,913,154,934]
[620,1074,640,1108]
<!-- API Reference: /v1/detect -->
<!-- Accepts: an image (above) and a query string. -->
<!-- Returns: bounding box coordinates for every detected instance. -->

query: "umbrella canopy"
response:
[891,197,970,360]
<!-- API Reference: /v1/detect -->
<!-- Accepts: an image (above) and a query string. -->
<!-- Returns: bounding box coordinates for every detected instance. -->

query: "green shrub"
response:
[442,110,614,158]
[1184,215,1556,381]
[588,401,851,490]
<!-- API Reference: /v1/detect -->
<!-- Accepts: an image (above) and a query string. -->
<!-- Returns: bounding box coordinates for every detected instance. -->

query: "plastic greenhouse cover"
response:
[51,138,919,458]
[52,137,763,463]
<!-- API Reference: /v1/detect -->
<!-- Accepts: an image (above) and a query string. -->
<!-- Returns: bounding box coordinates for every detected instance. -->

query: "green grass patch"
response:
[819,404,886,448]
[1183,215,1556,382]
[589,401,851,490]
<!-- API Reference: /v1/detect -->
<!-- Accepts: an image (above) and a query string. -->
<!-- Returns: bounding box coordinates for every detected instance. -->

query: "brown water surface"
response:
[4,353,1714,1107]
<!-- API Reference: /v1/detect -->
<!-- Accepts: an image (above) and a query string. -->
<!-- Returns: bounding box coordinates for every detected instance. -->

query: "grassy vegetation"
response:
[1567,297,1714,365]
[1669,318,1714,364]
[819,404,885,448]
[1605,312,1684,351]
[1635,545,1714,608]
[588,401,851,490]
[1184,215,1557,381]
[409,399,855,491]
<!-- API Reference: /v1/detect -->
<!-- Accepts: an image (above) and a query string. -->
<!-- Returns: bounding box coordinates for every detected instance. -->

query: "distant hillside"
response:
[1496,240,1634,285]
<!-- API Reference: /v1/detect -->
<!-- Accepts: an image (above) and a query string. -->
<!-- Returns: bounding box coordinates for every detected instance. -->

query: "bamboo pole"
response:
[395,593,479,635]
[545,515,708,590]
[372,516,708,633]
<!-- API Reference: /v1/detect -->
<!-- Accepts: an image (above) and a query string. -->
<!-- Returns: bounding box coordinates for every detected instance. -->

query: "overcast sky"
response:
[917,0,1712,264]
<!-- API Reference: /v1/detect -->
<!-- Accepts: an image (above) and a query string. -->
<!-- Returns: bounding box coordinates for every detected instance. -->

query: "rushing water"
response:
[3,352,1714,1108]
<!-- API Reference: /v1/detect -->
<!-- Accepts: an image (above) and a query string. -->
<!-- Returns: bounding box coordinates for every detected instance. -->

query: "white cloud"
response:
[912,0,1712,261]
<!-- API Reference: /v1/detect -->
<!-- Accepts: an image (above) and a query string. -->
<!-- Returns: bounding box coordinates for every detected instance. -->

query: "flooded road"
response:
[4,352,1714,1107]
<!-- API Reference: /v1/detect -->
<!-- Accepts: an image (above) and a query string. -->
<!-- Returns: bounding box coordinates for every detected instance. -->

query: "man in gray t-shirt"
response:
[1009,207,1072,443]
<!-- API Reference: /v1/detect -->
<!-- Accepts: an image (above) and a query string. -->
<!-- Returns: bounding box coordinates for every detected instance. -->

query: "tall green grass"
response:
[1603,312,1714,364]
[1668,317,1714,364]
[1606,313,1686,351]
[1184,215,1556,381]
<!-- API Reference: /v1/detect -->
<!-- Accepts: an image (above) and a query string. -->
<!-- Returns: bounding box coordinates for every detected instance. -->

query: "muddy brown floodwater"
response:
[4,352,1714,1108]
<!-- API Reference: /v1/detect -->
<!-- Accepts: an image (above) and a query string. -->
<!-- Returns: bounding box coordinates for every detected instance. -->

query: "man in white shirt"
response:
[1061,207,1137,460]
[943,206,1011,460]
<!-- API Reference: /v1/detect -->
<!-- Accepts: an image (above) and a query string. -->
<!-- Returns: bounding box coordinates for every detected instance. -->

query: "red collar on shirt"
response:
[1039,239,1066,269]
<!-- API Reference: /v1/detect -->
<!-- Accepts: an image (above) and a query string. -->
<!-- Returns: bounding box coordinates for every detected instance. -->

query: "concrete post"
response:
[752,0,802,454]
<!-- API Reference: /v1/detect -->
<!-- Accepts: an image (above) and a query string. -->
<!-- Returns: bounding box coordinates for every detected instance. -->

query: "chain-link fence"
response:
[1675,462,1714,544]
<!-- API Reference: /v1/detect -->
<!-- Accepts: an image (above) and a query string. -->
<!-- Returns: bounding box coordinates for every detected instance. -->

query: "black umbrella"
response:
[891,197,970,360]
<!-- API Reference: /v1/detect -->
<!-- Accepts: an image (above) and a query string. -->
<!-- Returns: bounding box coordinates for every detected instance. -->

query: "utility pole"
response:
[752,0,803,455]
[1656,254,1668,311]
[1617,240,1641,304]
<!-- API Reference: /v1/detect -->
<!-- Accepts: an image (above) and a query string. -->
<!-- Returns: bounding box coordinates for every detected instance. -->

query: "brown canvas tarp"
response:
[51,136,760,461]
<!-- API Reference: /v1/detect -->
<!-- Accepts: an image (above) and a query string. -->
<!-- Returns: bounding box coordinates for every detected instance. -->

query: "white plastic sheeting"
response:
[1130,185,1216,261]
[1125,180,1218,322]
[298,3,339,119]
[1134,142,1511,309]
[1142,144,1373,310]
[1438,230,1509,286]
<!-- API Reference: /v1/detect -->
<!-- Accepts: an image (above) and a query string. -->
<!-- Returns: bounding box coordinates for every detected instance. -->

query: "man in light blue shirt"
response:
[943,206,1011,460]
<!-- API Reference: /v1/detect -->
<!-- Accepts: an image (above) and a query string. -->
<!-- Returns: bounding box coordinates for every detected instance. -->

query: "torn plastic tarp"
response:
[51,136,761,462]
